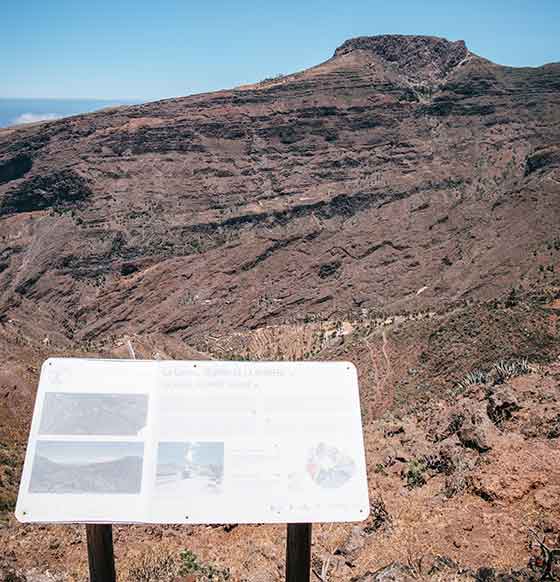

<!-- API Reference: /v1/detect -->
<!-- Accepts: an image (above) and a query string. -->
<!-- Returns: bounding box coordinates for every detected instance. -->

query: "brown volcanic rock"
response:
[0,35,559,348]
[333,34,470,83]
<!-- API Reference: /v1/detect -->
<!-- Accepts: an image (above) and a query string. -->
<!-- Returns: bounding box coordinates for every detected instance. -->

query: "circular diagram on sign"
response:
[306,443,355,488]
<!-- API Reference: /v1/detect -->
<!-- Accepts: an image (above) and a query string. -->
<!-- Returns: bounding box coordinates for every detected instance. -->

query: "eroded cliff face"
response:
[0,35,559,349]
[332,34,470,83]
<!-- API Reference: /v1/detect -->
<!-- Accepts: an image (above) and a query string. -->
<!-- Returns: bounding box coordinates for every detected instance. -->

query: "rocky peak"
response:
[333,34,469,83]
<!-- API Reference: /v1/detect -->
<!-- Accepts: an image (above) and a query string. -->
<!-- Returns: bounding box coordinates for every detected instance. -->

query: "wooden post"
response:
[84,346,128,582]
[286,523,312,582]
[86,524,116,582]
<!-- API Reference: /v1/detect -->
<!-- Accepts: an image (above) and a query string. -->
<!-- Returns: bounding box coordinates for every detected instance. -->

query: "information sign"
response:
[16,358,369,524]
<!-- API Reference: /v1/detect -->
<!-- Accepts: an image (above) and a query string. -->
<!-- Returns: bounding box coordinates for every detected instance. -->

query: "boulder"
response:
[487,386,520,425]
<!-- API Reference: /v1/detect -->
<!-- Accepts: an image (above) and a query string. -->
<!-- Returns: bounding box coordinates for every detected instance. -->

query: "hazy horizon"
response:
[0,97,137,128]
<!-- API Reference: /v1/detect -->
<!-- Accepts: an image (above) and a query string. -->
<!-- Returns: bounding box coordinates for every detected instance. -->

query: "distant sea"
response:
[0,98,137,128]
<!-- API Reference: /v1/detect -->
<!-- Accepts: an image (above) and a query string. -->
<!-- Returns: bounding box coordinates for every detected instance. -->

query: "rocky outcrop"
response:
[333,34,469,83]
[0,154,33,185]
[0,169,92,215]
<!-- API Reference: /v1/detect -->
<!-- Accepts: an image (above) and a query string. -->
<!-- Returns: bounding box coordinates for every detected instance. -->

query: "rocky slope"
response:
[0,34,559,581]
[0,34,559,347]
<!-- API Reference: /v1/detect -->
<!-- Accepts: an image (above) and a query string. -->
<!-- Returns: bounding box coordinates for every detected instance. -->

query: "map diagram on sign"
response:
[307,443,356,489]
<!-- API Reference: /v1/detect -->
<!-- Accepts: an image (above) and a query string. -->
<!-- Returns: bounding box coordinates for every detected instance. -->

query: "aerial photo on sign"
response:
[39,393,148,436]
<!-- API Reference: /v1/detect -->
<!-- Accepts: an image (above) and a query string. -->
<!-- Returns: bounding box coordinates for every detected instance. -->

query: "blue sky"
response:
[2,0,559,102]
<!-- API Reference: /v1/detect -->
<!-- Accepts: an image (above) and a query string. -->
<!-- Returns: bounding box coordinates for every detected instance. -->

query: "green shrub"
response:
[179,549,230,581]
[405,459,426,488]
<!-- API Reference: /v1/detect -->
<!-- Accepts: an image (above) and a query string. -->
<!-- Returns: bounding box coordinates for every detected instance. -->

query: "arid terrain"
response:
[0,35,559,581]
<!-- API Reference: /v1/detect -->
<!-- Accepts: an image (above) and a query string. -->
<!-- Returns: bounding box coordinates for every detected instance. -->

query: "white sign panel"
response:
[16,358,369,524]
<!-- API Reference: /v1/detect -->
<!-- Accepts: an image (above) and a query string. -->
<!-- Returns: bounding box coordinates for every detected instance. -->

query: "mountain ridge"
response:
[1,34,558,348]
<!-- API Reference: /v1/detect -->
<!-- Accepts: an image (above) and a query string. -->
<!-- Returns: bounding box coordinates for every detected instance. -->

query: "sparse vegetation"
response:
[493,358,533,383]
[125,548,232,582]
[457,358,535,391]
[528,528,560,581]
[0,443,20,516]
[405,459,427,488]
[457,368,488,389]
[128,548,178,582]
[0,489,16,515]
[365,496,392,534]
[259,73,285,84]
[374,462,386,474]
[179,549,230,581]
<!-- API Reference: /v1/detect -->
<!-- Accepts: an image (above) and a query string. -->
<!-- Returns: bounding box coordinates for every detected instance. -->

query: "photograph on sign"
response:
[39,393,148,436]
[156,442,224,495]
[16,358,369,524]
[29,441,144,494]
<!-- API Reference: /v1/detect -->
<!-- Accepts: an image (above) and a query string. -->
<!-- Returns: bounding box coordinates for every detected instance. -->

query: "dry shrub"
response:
[364,496,392,534]
[124,547,178,582]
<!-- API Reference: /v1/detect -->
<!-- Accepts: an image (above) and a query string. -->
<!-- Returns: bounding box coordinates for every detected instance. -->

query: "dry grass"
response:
[124,547,178,582]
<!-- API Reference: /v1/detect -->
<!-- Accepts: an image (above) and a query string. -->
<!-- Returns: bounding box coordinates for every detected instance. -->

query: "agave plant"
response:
[457,357,535,390]
[457,368,488,391]
[492,358,531,383]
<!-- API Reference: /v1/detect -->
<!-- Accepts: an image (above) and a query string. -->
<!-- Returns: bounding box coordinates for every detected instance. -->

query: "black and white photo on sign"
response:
[39,393,148,436]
